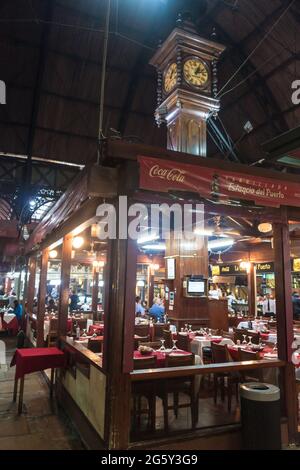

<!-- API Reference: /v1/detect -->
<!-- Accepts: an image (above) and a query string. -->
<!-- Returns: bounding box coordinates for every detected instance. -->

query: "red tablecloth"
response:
[2,316,19,335]
[10,347,66,379]
[134,349,191,368]
[88,324,104,335]
[227,345,275,361]
[88,335,103,343]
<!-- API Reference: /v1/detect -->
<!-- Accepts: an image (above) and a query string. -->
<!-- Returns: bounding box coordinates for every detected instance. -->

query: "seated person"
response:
[135,296,145,316]
[13,300,23,327]
[47,298,57,312]
[69,290,79,311]
[149,299,165,322]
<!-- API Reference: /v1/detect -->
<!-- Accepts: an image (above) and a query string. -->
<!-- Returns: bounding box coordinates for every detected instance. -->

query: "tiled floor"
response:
[0,335,84,450]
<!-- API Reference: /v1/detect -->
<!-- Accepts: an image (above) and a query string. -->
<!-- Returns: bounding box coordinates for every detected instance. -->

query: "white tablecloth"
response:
[190,337,233,359]
[3,313,16,324]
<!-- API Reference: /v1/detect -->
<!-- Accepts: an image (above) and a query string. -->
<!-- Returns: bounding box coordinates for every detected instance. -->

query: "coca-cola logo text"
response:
[149,165,186,183]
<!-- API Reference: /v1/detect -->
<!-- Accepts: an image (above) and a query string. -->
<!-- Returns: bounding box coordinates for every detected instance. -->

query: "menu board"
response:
[255,262,274,273]
[166,258,176,280]
[210,264,246,276]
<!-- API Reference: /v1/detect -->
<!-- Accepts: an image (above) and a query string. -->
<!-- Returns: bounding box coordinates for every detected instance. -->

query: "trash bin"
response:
[240,382,281,450]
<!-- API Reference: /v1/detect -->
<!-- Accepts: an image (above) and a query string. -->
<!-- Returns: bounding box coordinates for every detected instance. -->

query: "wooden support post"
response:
[37,248,49,347]
[247,263,256,317]
[58,234,72,337]
[104,237,137,450]
[273,217,293,361]
[148,272,155,306]
[92,267,99,317]
[273,210,298,442]
[26,257,37,314]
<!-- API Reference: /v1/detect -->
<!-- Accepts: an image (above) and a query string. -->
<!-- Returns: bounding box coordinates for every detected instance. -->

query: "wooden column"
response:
[37,248,49,347]
[92,267,99,316]
[273,210,298,441]
[273,218,293,361]
[104,237,137,450]
[58,234,72,337]
[148,272,155,306]
[247,263,256,317]
[26,257,37,314]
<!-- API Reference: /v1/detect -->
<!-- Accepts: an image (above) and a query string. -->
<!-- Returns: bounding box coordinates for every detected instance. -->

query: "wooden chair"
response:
[72,318,87,334]
[176,333,191,352]
[134,325,150,337]
[163,329,172,349]
[153,323,169,340]
[132,356,157,431]
[238,349,263,382]
[221,330,234,340]
[233,328,260,345]
[157,353,197,431]
[88,338,103,353]
[138,341,162,350]
[211,342,241,412]
[47,318,58,347]
[134,335,150,350]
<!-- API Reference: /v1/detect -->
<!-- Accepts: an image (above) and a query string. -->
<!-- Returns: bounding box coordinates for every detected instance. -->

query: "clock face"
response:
[183,58,209,88]
[164,63,177,93]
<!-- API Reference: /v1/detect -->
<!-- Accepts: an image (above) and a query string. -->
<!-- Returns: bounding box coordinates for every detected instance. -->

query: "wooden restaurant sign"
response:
[138,156,300,207]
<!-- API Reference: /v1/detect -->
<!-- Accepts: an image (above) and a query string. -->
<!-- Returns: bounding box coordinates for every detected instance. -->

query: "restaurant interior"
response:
[0,0,300,452]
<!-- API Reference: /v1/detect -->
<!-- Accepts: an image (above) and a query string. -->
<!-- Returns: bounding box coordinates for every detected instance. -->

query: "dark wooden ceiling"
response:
[0,0,299,168]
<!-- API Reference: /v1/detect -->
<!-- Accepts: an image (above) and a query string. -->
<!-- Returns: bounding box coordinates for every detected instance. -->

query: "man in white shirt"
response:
[262,294,276,316]
[208,284,222,299]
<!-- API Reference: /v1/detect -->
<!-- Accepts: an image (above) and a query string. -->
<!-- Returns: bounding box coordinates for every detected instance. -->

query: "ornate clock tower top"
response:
[150,14,226,157]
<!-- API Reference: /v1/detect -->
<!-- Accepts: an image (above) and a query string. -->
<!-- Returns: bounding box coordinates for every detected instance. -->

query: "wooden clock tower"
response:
[150,15,226,157]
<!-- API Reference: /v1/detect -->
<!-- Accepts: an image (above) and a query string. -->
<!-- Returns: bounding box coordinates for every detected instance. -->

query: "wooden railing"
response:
[130,359,285,381]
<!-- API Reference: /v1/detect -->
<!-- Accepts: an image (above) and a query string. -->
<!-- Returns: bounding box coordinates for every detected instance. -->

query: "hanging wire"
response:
[0,16,155,50]
[218,51,284,99]
[217,0,296,98]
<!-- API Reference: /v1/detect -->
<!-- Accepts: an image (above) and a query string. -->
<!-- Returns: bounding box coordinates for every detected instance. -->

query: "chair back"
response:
[221,330,234,340]
[72,318,87,332]
[138,341,161,350]
[153,323,169,339]
[133,356,157,370]
[163,329,172,348]
[176,333,191,352]
[49,318,58,333]
[88,338,102,353]
[238,349,260,361]
[165,353,194,368]
[211,342,230,363]
[233,328,260,344]
[134,324,150,337]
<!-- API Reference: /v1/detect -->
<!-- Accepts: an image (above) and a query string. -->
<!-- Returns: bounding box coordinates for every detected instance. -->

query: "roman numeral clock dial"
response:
[183,58,209,88]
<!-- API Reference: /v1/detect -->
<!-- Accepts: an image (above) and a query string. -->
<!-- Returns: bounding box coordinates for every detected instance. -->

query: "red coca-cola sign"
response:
[138,156,300,208]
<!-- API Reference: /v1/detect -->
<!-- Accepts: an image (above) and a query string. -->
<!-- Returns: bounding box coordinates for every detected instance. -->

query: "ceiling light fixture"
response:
[72,236,84,249]
[208,238,234,250]
[258,222,273,233]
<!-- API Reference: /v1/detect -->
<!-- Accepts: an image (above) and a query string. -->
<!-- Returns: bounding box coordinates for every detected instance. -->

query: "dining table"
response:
[1,311,19,335]
[10,347,66,414]
[227,343,279,384]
